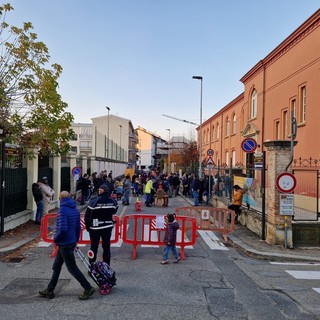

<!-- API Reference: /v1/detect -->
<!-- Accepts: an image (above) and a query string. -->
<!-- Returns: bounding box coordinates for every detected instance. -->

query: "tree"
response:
[0,3,74,156]
[173,140,198,174]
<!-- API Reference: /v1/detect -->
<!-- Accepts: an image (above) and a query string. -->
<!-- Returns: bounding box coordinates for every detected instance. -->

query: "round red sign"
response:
[276,172,297,193]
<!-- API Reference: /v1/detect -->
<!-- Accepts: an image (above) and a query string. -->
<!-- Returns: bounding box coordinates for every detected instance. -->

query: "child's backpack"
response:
[91,261,117,286]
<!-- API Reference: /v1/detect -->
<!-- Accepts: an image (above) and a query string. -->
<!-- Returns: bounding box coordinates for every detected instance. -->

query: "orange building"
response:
[200,9,320,219]
[202,9,320,167]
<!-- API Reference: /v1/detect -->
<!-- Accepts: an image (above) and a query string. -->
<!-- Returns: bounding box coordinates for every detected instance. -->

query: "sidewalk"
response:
[1,197,320,262]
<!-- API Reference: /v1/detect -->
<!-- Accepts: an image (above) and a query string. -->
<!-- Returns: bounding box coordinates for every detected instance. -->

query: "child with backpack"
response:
[160,213,181,265]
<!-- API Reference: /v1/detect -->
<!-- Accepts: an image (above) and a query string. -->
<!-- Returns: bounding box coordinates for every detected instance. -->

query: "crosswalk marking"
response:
[37,227,226,251]
[285,270,320,280]
[197,230,228,251]
[271,262,320,266]
[313,288,320,294]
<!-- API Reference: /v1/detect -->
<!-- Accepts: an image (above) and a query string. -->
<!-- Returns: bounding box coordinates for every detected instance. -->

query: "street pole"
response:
[192,76,203,178]
[0,138,5,235]
[119,125,122,161]
[166,128,171,174]
[106,106,110,159]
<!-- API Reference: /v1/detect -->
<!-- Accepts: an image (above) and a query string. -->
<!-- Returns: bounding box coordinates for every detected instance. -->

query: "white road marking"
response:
[286,270,320,279]
[271,262,320,266]
[197,230,228,250]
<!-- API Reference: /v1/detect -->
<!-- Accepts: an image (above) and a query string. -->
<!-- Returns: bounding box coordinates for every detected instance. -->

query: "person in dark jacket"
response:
[85,184,118,265]
[39,191,95,300]
[160,213,180,264]
[190,174,201,206]
[32,181,44,225]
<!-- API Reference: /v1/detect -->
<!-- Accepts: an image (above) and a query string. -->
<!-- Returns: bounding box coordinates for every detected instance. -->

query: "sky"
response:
[6,0,320,140]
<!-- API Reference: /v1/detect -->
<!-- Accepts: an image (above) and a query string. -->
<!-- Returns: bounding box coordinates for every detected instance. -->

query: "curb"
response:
[228,234,320,262]
[0,233,39,256]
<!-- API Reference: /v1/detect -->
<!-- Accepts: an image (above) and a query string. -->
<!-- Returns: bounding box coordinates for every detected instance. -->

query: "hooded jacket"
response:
[54,197,80,246]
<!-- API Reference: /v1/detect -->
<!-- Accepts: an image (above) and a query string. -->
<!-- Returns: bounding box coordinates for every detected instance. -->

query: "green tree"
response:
[0,3,74,155]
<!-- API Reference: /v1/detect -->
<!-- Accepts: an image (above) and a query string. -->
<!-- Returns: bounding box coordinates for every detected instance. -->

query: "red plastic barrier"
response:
[41,213,121,245]
[175,206,235,241]
[122,214,197,260]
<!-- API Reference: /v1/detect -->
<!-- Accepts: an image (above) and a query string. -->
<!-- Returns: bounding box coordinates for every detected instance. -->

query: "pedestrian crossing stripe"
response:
[37,227,226,251]
[286,270,320,280]
[313,288,320,294]
[197,230,228,250]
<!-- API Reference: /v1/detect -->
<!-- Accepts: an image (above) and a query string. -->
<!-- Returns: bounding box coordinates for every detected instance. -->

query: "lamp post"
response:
[0,128,5,235]
[192,75,203,178]
[119,125,122,161]
[166,128,171,174]
[106,106,110,159]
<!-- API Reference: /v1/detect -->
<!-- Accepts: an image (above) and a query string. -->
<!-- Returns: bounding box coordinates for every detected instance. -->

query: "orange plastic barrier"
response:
[41,213,121,245]
[175,206,235,241]
[122,214,197,260]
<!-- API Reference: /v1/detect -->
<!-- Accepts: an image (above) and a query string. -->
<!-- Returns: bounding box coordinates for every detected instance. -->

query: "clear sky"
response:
[7,1,320,140]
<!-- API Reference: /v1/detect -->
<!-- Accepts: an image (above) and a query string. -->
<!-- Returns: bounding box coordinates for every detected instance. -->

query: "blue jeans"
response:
[163,245,179,260]
[47,243,92,292]
[192,190,199,206]
[35,200,44,223]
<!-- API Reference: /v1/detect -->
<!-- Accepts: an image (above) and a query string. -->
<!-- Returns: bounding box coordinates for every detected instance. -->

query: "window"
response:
[299,85,306,123]
[282,110,288,139]
[71,134,78,141]
[232,113,236,134]
[291,98,297,119]
[211,126,215,142]
[225,151,229,166]
[225,117,230,137]
[232,150,236,166]
[251,89,257,118]
[216,123,220,139]
[71,146,77,153]
[275,120,280,140]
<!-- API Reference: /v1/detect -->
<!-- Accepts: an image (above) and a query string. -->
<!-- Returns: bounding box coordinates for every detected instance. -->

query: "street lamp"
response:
[192,75,203,178]
[166,128,171,174]
[0,128,5,235]
[106,106,110,159]
[119,125,122,161]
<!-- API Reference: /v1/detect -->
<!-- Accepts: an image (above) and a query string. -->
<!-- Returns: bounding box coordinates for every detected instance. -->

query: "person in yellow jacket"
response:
[228,185,246,223]
[144,177,154,207]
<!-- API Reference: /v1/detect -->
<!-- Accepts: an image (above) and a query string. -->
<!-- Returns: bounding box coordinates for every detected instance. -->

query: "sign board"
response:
[201,209,210,220]
[241,138,257,153]
[72,166,82,176]
[207,149,214,156]
[279,193,294,215]
[276,172,297,193]
[254,152,263,169]
[206,156,214,165]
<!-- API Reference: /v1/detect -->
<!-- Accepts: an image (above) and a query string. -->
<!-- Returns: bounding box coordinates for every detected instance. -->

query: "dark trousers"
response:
[48,243,91,292]
[89,227,113,265]
[228,204,241,221]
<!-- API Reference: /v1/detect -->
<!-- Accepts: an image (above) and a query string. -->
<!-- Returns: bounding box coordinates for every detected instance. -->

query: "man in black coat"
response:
[84,185,118,266]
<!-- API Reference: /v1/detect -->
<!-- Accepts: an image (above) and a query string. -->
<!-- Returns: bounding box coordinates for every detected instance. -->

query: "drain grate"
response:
[8,257,24,263]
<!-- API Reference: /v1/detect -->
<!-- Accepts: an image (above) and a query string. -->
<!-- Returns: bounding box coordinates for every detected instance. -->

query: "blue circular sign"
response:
[241,138,257,153]
[72,166,82,176]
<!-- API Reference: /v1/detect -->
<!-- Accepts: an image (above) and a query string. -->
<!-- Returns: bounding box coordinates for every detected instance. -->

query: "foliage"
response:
[172,140,199,173]
[0,3,74,156]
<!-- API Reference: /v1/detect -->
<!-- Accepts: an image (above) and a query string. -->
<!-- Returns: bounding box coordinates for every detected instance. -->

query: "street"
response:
[0,194,320,319]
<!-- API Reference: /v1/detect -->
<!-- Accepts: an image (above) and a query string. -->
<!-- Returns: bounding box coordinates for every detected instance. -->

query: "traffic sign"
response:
[207,149,214,156]
[72,166,82,176]
[206,157,214,165]
[241,138,257,153]
[276,172,297,193]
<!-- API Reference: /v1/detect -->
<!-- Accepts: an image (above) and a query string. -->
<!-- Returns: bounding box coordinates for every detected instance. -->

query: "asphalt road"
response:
[0,194,319,320]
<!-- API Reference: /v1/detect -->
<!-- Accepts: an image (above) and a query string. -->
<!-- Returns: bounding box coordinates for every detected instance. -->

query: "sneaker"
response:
[39,289,55,299]
[78,287,95,300]
[173,257,181,263]
[160,260,169,265]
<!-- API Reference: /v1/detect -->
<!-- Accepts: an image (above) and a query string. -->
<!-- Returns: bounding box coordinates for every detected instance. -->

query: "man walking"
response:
[39,191,95,300]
